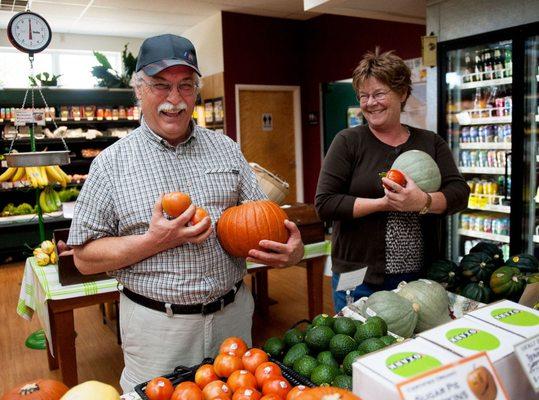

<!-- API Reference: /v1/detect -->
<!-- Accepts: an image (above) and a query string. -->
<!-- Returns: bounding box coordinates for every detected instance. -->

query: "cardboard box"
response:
[418,316,535,399]
[466,299,539,339]
[352,337,461,400]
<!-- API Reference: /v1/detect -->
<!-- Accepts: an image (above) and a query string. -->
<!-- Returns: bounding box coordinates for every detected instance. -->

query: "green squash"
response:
[489,266,526,298]
[526,273,539,284]
[426,259,461,290]
[396,279,451,333]
[390,150,441,192]
[505,254,539,274]
[360,290,418,338]
[460,281,492,303]
[470,242,504,268]
[460,252,497,282]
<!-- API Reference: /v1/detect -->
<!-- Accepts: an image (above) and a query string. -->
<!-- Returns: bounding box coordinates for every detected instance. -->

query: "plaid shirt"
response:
[68,118,266,304]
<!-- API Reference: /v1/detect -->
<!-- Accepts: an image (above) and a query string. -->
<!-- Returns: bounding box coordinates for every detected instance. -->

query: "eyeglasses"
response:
[357,89,391,104]
[140,77,198,96]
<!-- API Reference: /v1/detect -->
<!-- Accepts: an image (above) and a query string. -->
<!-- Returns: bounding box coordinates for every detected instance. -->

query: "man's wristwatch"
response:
[419,193,432,215]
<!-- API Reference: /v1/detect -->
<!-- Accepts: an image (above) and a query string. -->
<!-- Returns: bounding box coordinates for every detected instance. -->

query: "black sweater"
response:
[315,125,470,285]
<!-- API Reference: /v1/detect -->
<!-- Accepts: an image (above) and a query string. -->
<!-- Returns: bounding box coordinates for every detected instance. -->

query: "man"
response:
[67,34,304,392]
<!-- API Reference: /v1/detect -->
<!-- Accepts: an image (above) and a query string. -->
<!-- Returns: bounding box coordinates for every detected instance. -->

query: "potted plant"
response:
[91,44,137,88]
[28,72,62,87]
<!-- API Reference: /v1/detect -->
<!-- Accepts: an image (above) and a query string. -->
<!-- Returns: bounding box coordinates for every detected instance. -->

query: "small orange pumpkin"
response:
[1,379,69,400]
[217,200,289,258]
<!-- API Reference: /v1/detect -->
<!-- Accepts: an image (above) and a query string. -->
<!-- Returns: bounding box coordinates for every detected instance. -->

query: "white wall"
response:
[0,29,143,54]
[425,0,539,131]
[181,13,223,77]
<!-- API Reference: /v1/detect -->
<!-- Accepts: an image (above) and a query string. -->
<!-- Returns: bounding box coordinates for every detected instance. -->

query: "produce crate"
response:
[134,357,315,399]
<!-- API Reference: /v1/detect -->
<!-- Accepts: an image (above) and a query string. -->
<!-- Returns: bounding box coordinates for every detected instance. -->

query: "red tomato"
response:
[286,385,309,400]
[242,349,269,374]
[195,363,220,389]
[162,192,191,218]
[202,380,232,400]
[382,169,406,191]
[189,207,210,225]
[232,387,262,400]
[171,381,203,400]
[220,337,248,357]
[145,376,174,400]
[214,353,244,378]
[227,370,258,392]
[262,377,291,398]
[254,362,282,389]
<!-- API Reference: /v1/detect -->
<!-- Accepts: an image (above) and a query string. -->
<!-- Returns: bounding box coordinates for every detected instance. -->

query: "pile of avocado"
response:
[263,313,397,390]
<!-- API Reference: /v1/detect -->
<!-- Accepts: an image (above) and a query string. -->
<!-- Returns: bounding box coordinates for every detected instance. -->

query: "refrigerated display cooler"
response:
[438,22,539,261]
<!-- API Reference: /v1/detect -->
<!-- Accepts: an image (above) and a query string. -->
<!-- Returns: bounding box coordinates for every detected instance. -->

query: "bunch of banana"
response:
[43,165,70,188]
[0,167,25,183]
[25,167,48,188]
[39,186,62,213]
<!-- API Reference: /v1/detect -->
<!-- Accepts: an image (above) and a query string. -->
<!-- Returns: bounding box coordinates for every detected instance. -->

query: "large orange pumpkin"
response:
[1,379,69,400]
[217,200,289,258]
[297,387,360,400]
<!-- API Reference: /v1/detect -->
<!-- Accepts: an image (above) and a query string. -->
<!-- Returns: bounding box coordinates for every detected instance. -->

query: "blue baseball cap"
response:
[136,34,201,76]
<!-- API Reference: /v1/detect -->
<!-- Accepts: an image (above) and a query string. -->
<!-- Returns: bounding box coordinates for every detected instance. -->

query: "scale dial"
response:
[7,11,52,54]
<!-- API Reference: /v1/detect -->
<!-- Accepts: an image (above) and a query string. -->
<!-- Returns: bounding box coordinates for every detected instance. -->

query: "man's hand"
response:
[246,220,304,268]
[145,194,212,252]
[382,172,429,212]
[56,240,74,256]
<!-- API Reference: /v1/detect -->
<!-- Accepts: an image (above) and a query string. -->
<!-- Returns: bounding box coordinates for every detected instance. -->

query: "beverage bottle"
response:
[473,50,483,81]
[473,88,482,117]
[470,126,479,142]
[483,49,494,80]
[461,127,470,143]
[493,48,504,79]
[463,52,473,83]
[486,86,497,118]
[504,95,512,116]
[504,47,512,77]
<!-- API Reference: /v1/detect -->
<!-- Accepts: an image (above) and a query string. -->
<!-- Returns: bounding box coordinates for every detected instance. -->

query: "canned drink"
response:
[504,96,512,116]
[485,125,494,142]
[470,127,479,143]
[470,150,478,167]
[503,124,511,142]
[461,214,470,230]
[478,150,488,167]
[487,150,497,167]
[496,151,506,168]
[461,150,470,167]
[475,215,484,232]
[484,217,492,233]
[492,218,500,234]
[461,127,470,143]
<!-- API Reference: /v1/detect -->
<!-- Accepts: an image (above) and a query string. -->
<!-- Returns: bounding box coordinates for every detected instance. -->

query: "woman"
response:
[315,50,469,312]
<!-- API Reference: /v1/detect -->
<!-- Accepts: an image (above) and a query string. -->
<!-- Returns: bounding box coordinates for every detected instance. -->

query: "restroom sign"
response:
[262,113,273,131]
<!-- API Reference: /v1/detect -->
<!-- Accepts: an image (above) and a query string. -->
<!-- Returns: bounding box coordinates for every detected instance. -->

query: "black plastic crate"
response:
[133,356,315,399]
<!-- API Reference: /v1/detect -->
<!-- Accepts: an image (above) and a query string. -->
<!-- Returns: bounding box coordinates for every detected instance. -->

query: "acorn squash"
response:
[505,253,539,274]
[390,150,441,192]
[360,290,418,338]
[396,279,451,332]
[426,259,461,290]
[489,266,525,298]
[526,273,539,284]
[461,281,492,303]
[460,252,497,282]
[470,242,504,268]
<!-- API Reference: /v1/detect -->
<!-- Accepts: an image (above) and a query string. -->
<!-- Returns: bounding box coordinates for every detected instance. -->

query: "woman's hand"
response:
[381,172,429,212]
[145,195,213,252]
[246,220,305,268]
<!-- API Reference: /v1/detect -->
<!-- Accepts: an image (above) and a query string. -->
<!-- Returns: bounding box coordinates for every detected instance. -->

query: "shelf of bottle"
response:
[0,118,139,126]
[459,142,511,150]
[459,76,512,90]
[456,114,511,126]
[460,167,508,174]
[458,229,510,243]
[0,211,69,227]
[467,195,510,213]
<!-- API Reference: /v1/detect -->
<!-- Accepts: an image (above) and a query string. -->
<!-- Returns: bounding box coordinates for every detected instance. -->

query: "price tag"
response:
[14,109,46,126]
[336,267,367,291]
[397,352,509,400]
[514,334,539,392]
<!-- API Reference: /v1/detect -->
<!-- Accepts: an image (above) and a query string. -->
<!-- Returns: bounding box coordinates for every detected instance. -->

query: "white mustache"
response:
[158,102,187,113]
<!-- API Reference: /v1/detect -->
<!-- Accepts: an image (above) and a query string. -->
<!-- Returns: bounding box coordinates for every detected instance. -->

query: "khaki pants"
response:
[119,283,254,393]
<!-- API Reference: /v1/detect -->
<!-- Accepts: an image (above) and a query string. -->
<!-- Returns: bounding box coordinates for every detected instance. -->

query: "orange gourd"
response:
[1,380,69,400]
[217,200,289,258]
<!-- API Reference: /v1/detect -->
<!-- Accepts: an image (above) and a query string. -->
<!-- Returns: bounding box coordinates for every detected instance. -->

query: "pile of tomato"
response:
[144,337,312,400]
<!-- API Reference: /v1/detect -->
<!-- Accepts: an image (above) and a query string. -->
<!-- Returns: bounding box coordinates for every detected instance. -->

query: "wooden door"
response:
[238,90,296,203]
